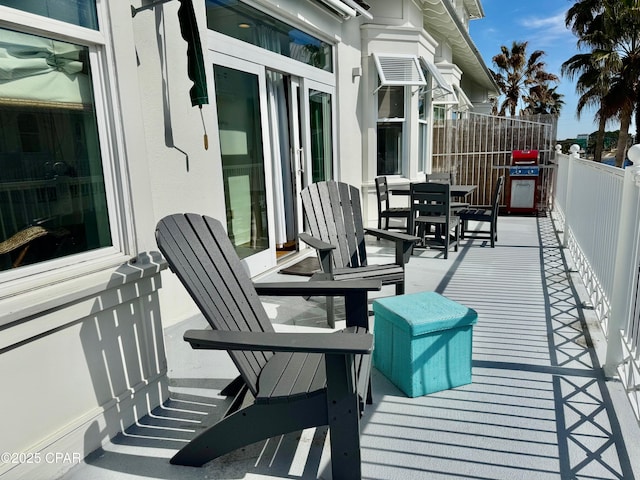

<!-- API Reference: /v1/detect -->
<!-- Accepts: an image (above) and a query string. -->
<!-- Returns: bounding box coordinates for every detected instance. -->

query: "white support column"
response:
[605,144,640,377]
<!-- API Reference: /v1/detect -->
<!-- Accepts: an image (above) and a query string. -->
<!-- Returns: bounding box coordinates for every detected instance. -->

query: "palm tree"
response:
[565,0,640,167]
[491,41,559,116]
[522,84,565,115]
[562,52,611,161]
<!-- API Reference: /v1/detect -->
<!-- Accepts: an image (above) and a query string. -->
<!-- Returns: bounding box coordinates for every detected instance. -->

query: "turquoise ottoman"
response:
[373,292,478,397]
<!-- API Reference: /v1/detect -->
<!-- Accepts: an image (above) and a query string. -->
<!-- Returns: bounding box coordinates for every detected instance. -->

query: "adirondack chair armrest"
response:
[299,232,335,273]
[298,232,335,252]
[254,280,381,296]
[184,329,373,355]
[365,228,419,265]
[255,280,381,330]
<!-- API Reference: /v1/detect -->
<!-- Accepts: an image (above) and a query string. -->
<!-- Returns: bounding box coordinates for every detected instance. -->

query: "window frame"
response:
[418,86,430,174]
[376,85,407,176]
[0,3,134,292]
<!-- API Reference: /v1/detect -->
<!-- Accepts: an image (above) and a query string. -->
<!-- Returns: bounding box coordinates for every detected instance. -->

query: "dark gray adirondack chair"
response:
[300,181,418,327]
[459,175,505,247]
[156,213,381,478]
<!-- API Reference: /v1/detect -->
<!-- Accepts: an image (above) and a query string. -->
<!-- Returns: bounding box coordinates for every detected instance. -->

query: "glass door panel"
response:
[308,89,333,183]
[213,61,275,274]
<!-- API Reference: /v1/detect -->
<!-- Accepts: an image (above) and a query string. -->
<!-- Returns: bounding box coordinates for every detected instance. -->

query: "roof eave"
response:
[421,0,498,94]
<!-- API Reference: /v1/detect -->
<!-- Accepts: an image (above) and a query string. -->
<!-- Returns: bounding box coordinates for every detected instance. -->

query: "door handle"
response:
[296,148,305,175]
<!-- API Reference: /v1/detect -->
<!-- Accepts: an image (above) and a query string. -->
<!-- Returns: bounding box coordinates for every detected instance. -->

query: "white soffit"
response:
[373,54,427,88]
[419,57,455,96]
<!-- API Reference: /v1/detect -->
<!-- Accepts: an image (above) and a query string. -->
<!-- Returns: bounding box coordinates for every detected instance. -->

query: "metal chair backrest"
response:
[375,176,390,214]
[493,176,505,210]
[411,181,452,218]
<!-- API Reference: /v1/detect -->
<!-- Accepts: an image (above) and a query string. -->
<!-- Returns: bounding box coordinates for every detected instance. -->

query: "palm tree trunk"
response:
[635,101,640,144]
[593,114,606,162]
[615,108,632,168]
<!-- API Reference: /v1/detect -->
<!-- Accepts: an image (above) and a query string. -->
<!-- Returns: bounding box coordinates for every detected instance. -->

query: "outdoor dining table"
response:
[387,182,478,236]
[388,183,477,198]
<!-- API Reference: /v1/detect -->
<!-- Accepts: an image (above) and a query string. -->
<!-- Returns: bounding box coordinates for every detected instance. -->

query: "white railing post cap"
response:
[627,144,640,166]
[626,144,640,186]
[569,144,581,159]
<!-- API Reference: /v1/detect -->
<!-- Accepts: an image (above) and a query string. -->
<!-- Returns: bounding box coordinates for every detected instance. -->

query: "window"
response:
[433,105,446,125]
[418,87,429,173]
[206,0,333,72]
[377,86,404,175]
[0,0,98,29]
[373,54,426,176]
[0,6,117,274]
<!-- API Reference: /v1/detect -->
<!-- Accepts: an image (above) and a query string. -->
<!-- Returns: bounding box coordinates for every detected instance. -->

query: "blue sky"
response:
[469,0,600,140]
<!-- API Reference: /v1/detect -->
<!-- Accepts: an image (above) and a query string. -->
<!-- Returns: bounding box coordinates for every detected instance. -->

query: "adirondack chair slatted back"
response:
[301,181,368,269]
[156,214,273,396]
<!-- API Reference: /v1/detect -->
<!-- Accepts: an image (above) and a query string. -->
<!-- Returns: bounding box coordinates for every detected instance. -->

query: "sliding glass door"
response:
[213,56,275,276]
[211,53,336,274]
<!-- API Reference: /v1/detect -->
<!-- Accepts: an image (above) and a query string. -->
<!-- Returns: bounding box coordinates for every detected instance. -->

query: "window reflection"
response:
[377,86,405,175]
[0,0,98,29]
[0,28,111,271]
[206,0,333,72]
[214,65,269,259]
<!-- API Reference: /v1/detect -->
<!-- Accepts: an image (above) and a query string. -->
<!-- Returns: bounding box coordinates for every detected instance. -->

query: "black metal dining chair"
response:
[427,171,469,211]
[410,182,460,259]
[458,176,505,248]
[375,176,412,233]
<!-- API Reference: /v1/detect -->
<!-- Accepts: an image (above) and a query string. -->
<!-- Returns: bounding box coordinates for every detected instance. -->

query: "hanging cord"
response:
[199,105,208,150]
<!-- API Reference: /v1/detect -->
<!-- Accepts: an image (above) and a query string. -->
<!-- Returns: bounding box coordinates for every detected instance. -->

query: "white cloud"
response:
[518,10,573,45]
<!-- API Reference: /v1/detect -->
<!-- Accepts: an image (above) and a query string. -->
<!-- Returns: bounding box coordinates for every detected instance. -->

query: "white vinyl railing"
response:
[554,146,640,420]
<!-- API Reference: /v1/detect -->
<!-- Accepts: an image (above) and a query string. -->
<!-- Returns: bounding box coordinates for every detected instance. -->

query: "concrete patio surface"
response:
[59,214,640,480]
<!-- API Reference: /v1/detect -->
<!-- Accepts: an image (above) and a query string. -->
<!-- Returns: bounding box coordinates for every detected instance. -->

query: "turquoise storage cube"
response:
[373,292,478,397]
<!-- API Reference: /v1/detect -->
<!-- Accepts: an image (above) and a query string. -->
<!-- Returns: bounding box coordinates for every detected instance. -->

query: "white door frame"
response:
[208,32,338,271]
[300,78,337,187]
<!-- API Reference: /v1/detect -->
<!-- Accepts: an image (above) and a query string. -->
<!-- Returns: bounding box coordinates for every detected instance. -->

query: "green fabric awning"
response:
[177,0,208,107]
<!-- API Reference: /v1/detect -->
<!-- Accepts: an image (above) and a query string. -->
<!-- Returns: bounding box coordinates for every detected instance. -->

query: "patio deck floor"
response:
[61,214,640,480]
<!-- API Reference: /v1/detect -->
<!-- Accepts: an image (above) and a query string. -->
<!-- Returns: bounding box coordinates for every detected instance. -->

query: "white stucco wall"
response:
[0,257,167,480]
[0,3,170,478]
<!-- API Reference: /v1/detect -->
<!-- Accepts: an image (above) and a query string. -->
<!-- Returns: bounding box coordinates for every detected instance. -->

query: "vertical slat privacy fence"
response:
[553,151,640,420]
[432,112,557,211]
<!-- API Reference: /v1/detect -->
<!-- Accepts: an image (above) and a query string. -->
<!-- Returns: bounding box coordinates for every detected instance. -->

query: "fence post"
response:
[562,144,580,248]
[604,144,640,377]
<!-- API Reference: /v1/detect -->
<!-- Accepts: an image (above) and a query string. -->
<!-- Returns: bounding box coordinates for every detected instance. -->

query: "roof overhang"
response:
[420,0,498,95]
[464,0,484,19]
